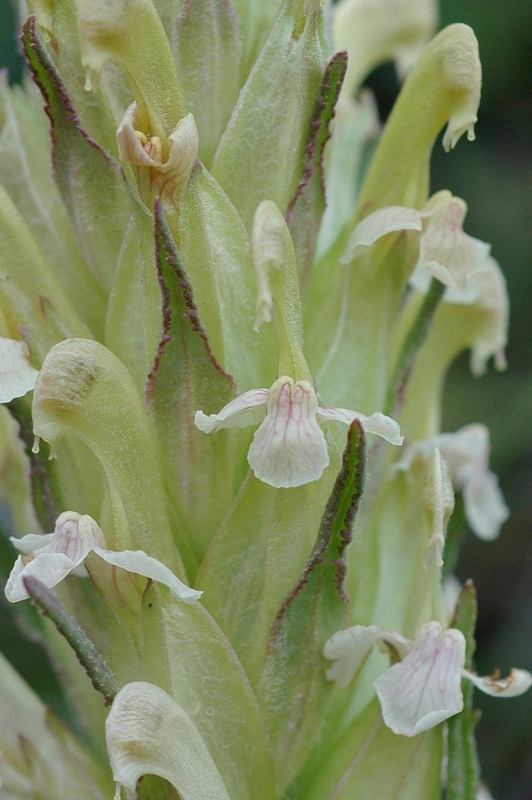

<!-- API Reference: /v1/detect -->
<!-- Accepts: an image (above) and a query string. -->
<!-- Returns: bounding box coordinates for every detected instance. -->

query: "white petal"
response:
[0,338,39,403]
[463,468,509,540]
[117,102,157,167]
[324,624,409,689]
[476,785,495,800]
[395,425,509,542]
[49,511,105,558]
[247,378,329,488]
[195,389,269,433]
[4,512,200,605]
[463,668,532,698]
[106,682,231,800]
[5,552,82,602]
[94,547,202,604]
[117,106,198,203]
[438,424,508,540]
[155,113,199,203]
[468,257,509,375]
[4,512,100,602]
[10,532,55,555]
[341,206,424,263]
[375,622,465,736]
[419,192,491,290]
[318,406,403,445]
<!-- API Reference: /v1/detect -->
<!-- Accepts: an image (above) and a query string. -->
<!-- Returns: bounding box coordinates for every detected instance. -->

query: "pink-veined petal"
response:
[5,512,100,602]
[247,378,329,488]
[463,668,532,698]
[324,624,409,689]
[93,547,202,604]
[46,511,104,558]
[318,406,403,445]
[195,389,269,433]
[0,338,39,403]
[5,512,200,605]
[375,621,465,736]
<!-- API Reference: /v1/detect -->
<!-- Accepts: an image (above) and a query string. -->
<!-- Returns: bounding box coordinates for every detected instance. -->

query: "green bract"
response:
[0,2,528,799]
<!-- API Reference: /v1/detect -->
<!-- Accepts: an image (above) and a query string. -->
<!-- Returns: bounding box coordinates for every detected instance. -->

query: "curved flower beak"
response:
[325,620,532,737]
[196,376,403,489]
[106,682,231,800]
[0,337,39,403]
[5,511,201,604]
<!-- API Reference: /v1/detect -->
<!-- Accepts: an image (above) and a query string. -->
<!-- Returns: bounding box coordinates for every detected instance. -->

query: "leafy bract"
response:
[259,421,366,789]
[172,0,241,168]
[286,50,348,292]
[22,15,131,293]
[211,2,328,230]
[147,202,241,574]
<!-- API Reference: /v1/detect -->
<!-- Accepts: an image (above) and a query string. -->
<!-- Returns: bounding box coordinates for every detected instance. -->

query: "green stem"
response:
[23,575,119,706]
[385,278,446,417]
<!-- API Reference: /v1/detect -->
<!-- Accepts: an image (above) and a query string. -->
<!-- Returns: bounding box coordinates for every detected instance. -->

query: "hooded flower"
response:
[395,424,509,540]
[5,511,201,604]
[324,620,532,736]
[105,682,231,800]
[195,376,402,489]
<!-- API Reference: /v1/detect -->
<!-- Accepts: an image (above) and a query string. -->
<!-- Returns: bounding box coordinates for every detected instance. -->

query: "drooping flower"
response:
[324,620,532,736]
[395,424,509,540]
[342,190,492,292]
[195,376,402,489]
[5,511,201,604]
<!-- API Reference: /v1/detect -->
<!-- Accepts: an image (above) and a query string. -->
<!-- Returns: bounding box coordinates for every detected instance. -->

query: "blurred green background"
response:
[1,0,531,797]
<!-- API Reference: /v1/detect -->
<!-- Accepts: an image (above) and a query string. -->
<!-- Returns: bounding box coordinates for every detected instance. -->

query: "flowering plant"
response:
[0,0,529,798]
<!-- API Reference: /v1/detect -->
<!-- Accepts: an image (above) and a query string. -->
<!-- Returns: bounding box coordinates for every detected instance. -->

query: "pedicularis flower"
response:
[0,1,528,798]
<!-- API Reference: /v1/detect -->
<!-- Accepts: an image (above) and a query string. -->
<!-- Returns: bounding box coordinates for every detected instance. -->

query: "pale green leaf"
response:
[137,589,278,800]
[259,421,365,789]
[172,0,241,168]
[22,16,131,292]
[211,3,328,230]
[178,165,276,390]
[147,203,242,575]
[0,76,106,338]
